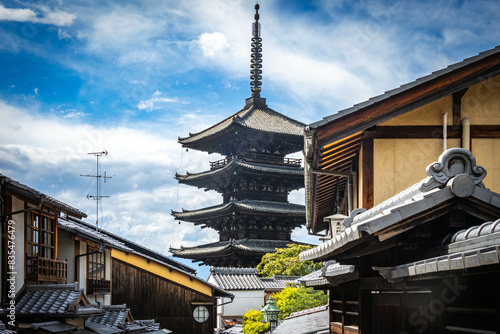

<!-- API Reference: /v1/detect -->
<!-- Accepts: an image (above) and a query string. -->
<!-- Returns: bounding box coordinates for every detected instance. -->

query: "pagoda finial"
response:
[250,2,262,98]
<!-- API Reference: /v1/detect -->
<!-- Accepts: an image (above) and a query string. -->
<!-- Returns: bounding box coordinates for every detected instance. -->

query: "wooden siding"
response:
[111,258,215,334]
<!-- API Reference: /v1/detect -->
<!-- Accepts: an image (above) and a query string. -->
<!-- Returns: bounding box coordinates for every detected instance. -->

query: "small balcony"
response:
[87,278,111,295]
[210,153,302,170]
[26,256,68,284]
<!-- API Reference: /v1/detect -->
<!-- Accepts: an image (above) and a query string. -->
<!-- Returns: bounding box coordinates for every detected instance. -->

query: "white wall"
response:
[57,229,76,283]
[11,197,25,294]
[223,290,265,320]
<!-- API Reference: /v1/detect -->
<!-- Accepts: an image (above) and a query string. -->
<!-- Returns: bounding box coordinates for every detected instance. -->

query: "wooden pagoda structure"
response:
[170,3,307,267]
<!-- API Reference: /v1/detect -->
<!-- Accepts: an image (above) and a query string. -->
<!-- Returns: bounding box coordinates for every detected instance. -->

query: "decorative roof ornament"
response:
[420,148,487,194]
[250,2,263,97]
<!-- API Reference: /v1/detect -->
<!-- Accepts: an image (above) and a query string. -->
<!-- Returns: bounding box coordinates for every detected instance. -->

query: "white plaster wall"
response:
[223,290,265,319]
[78,241,87,290]
[11,197,25,294]
[57,229,76,283]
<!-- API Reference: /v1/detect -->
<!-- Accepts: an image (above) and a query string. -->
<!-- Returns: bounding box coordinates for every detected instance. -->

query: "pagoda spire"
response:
[250,2,263,98]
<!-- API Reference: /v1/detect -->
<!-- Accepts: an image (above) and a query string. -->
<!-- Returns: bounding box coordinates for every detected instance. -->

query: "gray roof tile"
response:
[15,283,103,318]
[273,305,329,334]
[179,105,305,144]
[173,199,305,220]
[300,148,498,262]
[309,45,500,129]
[0,174,86,218]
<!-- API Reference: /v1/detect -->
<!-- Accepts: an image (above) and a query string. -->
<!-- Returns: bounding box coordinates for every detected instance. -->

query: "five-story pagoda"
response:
[170,3,307,267]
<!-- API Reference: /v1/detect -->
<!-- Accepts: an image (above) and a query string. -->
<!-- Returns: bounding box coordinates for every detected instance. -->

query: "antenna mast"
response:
[80,150,112,230]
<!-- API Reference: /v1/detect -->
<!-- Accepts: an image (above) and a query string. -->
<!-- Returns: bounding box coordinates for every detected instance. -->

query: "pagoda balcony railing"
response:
[210,153,302,170]
[26,256,68,284]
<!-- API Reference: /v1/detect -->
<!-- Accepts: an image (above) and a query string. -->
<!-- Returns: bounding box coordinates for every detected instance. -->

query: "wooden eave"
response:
[306,46,500,234]
[308,132,363,233]
[180,122,303,155]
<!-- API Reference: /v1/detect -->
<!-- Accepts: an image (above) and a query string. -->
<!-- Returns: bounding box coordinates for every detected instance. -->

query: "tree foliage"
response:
[256,244,321,277]
[273,285,329,319]
[242,309,270,334]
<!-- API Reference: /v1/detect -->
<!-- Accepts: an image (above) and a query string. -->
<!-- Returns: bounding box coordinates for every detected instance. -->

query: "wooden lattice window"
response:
[87,247,106,280]
[26,213,55,275]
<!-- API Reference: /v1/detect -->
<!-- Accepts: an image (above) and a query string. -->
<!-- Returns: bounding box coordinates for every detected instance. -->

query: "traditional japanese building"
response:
[170,3,307,267]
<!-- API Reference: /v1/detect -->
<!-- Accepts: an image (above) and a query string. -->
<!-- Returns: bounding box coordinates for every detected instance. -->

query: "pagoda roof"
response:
[178,104,305,152]
[169,239,308,264]
[175,158,304,189]
[171,199,305,222]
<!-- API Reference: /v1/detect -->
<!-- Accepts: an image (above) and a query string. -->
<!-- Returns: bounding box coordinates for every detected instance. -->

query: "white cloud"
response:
[0,4,75,26]
[58,28,71,40]
[137,91,178,111]
[0,100,224,263]
[198,32,230,57]
[63,111,86,119]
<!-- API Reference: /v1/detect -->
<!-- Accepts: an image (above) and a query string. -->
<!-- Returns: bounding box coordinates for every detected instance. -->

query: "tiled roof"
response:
[58,216,133,253]
[172,199,305,221]
[210,267,263,290]
[261,276,299,290]
[179,105,305,144]
[273,305,329,334]
[0,321,15,334]
[176,158,303,183]
[209,267,300,290]
[0,174,87,218]
[86,305,164,333]
[87,304,131,328]
[171,239,304,257]
[309,45,500,129]
[374,218,500,282]
[15,283,103,318]
[298,261,356,287]
[300,148,498,262]
[59,215,196,274]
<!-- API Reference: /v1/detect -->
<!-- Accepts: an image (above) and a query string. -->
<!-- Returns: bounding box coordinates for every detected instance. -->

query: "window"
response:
[193,306,209,323]
[27,213,56,275]
[87,247,106,280]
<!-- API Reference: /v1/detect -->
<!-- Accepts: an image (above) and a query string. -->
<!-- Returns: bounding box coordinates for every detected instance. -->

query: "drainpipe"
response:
[462,118,470,151]
[442,111,448,152]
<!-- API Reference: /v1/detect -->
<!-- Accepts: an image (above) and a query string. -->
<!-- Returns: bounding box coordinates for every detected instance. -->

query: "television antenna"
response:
[80,150,113,230]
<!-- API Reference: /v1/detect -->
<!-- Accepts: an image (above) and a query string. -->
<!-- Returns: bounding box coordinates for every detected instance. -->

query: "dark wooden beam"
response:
[362,131,374,209]
[453,88,468,125]
[373,125,500,139]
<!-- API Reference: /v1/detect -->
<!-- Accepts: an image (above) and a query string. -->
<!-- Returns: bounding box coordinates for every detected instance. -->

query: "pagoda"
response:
[170,3,306,267]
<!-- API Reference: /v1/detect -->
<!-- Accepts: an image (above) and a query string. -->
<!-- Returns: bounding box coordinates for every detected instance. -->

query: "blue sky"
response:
[0,0,499,279]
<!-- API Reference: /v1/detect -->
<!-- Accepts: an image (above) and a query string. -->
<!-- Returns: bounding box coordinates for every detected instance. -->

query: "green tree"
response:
[242,309,270,334]
[273,284,329,319]
[257,244,321,277]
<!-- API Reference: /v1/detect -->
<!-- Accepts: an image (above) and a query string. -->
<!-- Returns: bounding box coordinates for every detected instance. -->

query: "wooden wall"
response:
[111,258,215,334]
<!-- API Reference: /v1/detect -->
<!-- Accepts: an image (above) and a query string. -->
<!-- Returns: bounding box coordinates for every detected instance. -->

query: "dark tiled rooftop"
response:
[310,45,500,129]
[273,305,329,334]
[209,267,300,291]
[0,173,86,218]
[15,283,102,318]
[172,199,305,220]
[171,239,303,257]
[179,105,305,144]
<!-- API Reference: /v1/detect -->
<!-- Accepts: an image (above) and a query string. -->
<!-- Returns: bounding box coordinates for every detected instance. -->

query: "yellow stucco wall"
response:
[372,75,500,204]
[380,96,453,126]
[373,138,461,205]
[111,249,213,297]
[462,75,500,125]
[472,138,500,192]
